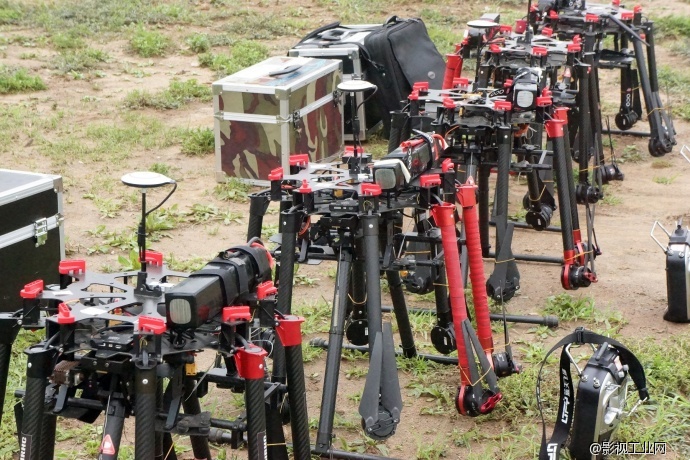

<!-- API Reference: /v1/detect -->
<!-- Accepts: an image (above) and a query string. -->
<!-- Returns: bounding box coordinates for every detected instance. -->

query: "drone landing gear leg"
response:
[314,250,353,455]
[488,126,519,301]
[0,314,19,422]
[135,361,158,460]
[247,193,271,241]
[182,376,212,460]
[386,270,417,358]
[20,345,58,460]
[99,388,127,460]
[359,213,402,440]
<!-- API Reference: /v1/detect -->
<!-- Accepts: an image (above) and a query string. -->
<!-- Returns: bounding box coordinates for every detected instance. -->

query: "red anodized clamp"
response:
[442,97,456,110]
[139,316,166,335]
[234,345,268,380]
[634,5,642,14]
[57,303,75,324]
[567,43,582,53]
[612,0,620,6]
[542,27,553,37]
[413,82,429,92]
[515,19,527,34]
[275,315,305,347]
[621,12,633,21]
[441,158,454,173]
[554,106,570,123]
[585,13,600,23]
[222,305,251,323]
[493,100,512,112]
[268,167,284,181]
[20,280,44,299]
[360,183,382,196]
[453,77,469,87]
[289,154,310,167]
[456,179,478,208]
[59,260,86,275]
[532,46,548,57]
[548,10,559,20]
[419,174,442,188]
[297,179,312,194]
[489,44,501,53]
[142,250,163,267]
[545,119,565,138]
[256,281,278,300]
[408,90,419,101]
[499,24,513,34]
[503,79,513,88]
[536,88,552,107]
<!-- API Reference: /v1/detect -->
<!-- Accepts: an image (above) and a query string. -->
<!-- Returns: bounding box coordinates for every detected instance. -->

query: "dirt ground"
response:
[1,0,689,459]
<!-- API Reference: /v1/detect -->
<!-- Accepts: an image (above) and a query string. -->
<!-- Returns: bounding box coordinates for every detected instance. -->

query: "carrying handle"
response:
[650,221,670,253]
[320,28,349,41]
[681,144,690,164]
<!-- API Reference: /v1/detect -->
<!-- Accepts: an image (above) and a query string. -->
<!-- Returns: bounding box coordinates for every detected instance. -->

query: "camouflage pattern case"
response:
[213,56,344,183]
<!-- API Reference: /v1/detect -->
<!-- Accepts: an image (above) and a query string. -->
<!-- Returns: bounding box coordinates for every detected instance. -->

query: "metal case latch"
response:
[34,217,48,247]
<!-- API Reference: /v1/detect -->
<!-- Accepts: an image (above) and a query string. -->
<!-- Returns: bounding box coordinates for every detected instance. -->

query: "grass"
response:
[214,178,252,203]
[128,26,171,57]
[653,175,679,185]
[0,66,46,93]
[185,32,234,53]
[181,127,214,156]
[651,159,672,169]
[198,40,269,77]
[657,66,690,121]
[654,15,690,39]
[51,47,109,77]
[124,79,211,110]
[617,144,644,164]
[542,293,595,321]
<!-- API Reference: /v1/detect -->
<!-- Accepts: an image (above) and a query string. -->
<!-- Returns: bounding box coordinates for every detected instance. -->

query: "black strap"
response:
[292,21,341,47]
[537,328,648,460]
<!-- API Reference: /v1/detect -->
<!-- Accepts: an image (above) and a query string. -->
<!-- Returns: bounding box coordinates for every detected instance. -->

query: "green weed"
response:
[52,47,109,76]
[293,300,331,334]
[129,26,171,57]
[543,293,595,321]
[653,175,679,185]
[186,33,211,53]
[198,40,269,77]
[657,66,690,121]
[164,254,209,272]
[655,15,690,39]
[618,144,643,163]
[124,79,211,110]
[214,178,252,203]
[181,127,214,156]
[0,66,46,93]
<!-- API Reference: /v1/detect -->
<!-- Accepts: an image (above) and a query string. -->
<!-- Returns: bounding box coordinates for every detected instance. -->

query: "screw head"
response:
[27,363,32,368]
[142,378,149,385]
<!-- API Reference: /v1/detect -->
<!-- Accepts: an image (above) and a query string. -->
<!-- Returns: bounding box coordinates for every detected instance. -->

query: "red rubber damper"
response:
[443,54,461,90]
[430,203,471,386]
[456,179,493,355]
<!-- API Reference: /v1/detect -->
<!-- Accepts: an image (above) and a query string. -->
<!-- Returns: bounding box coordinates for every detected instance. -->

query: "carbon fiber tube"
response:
[0,343,13,421]
[576,64,592,185]
[477,165,491,257]
[99,397,126,460]
[431,204,471,385]
[380,306,559,327]
[315,252,352,453]
[135,364,157,460]
[547,121,575,254]
[494,126,512,256]
[277,210,299,315]
[361,214,382,354]
[557,109,580,232]
[284,344,311,460]
[632,37,663,142]
[348,257,367,320]
[588,65,605,169]
[20,346,56,460]
[459,187,493,353]
[39,414,56,460]
[183,377,212,460]
[433,265,451,328]
[247,194,270,241]
[245,378,267,460]
[155,380,164,459]
[20,376,47,460]
[385,271,417,358]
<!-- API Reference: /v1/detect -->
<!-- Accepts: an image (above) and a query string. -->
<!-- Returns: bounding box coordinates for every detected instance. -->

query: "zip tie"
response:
[494,258,516,263]
[347,293,367,305]
[529,185,548,202]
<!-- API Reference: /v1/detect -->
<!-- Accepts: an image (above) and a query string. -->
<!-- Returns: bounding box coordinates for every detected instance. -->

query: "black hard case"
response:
[363,17,446,137]
[0,170,64,312]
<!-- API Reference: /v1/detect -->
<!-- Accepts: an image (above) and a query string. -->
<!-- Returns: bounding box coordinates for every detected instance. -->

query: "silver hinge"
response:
[34,217,48,247]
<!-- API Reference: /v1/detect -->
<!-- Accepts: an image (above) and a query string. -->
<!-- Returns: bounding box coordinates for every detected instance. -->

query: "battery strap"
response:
[537,327,648,460]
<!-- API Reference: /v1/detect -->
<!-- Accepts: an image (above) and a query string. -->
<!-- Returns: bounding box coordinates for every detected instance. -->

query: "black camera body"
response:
[570,344,630,459]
